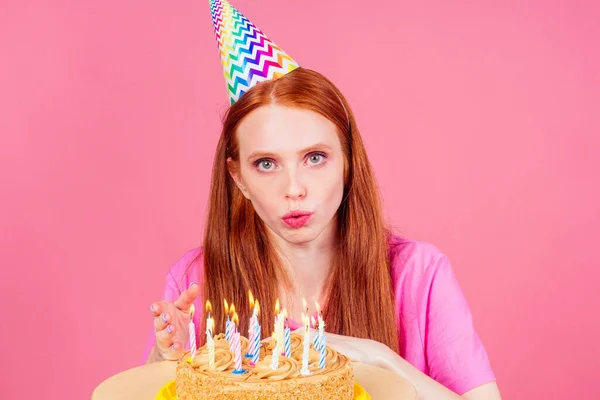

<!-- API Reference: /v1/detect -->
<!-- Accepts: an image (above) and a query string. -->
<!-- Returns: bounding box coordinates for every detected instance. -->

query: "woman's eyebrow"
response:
[247,143,333,161]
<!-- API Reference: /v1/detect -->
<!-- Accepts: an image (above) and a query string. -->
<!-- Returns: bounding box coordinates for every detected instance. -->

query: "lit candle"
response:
[318,314,326,369]
[229,307,237,353]
[205,300,213,336]
[224,299,232,341]
[246,290,257,358]
[250,300,261,364]
[273,298,283,355]
[314,301,326,368]
[205,301,214,368]
[278,308,286,356]
[313,301,321,350]
[231,329,244,373]
[300,311,311,375]
[207,317,215,369]
[188,304,197,362]
[312,316,319,350]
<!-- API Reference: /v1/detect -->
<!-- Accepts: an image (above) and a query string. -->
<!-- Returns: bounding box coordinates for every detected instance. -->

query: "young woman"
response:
[144,67,501,399]
[145,1,501,398]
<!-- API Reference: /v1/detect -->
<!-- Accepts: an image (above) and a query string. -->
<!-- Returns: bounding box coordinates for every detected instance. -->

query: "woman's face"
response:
[230,104,345,245]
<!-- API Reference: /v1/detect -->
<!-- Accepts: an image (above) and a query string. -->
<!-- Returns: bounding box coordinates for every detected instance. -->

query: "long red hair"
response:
[200,68,398,352]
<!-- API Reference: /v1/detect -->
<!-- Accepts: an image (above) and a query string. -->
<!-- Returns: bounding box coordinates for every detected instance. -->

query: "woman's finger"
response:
[174,282,200,311]
[149,302,161,317]
[156,325,176,349]
[154,312,171,331]
[162,342,184,361]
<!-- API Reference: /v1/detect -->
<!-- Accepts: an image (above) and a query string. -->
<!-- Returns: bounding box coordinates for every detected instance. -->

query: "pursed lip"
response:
[281,210,314,219]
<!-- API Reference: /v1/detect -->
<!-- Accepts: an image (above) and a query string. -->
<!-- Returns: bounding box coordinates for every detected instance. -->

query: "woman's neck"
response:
[268,221,337,322]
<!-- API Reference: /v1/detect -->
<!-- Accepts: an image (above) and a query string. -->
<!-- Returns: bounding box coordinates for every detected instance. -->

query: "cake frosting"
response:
[175,332,354,399]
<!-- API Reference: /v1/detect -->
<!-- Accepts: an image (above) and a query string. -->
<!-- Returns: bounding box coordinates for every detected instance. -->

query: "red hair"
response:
[200,68,398,352]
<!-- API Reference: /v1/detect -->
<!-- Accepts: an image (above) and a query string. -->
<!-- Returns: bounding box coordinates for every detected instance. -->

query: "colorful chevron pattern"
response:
[209,0,300,104]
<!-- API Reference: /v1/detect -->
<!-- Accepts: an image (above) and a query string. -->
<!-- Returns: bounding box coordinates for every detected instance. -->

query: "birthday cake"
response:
[175,332,354,400]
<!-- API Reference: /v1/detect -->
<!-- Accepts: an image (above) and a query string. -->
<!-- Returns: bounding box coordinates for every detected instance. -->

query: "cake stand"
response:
[92,360,417,400]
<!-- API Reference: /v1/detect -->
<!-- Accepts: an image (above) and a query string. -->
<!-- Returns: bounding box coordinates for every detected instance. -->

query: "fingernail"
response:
[167,325,173,334]
[189,281,198,288]
[150,304,155,313]
[161,314,168,323]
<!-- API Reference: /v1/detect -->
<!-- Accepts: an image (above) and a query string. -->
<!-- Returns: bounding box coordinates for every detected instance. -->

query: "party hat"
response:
[209,0,300,104]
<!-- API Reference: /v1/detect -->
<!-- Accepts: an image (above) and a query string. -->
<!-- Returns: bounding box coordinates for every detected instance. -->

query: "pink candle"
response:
[231,312,244,373]
[232,331,243,372]
[188,305,197,361]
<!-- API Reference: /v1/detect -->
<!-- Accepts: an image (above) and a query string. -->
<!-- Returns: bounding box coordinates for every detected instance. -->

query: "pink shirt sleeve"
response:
[421,252,495,393]
[141,248,203,363]
[391,238,496,394]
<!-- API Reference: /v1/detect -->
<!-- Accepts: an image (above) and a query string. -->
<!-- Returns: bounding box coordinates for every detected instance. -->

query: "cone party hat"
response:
[209,0,300,104]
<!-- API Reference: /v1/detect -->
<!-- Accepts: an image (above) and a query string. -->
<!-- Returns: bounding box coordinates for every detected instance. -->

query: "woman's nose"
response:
[284,169,306,200]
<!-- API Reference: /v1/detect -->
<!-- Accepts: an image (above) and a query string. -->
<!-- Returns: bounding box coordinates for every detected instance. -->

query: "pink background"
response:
[1,0,599,399]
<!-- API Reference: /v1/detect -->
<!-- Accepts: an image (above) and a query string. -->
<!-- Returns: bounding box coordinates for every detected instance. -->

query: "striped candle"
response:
[284,326,291,357]
[231,331,243,372]
[313,330,320,350]
[318,328,326,369]
[246,315,257,357]
[188,305,197,361]
[251,324,261,364]
[225,318,231,341]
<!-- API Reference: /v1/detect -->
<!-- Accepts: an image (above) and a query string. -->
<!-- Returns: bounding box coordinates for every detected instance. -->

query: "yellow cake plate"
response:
[156,379,371,400]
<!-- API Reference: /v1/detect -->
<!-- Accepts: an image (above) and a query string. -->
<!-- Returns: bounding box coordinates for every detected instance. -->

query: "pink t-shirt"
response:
[143,235,496,394]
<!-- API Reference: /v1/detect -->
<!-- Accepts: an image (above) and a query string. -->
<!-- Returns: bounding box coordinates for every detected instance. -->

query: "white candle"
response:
[300,313,311,375]
[271,336,280,370]
[205,300,212,338]
[207,317,215,369]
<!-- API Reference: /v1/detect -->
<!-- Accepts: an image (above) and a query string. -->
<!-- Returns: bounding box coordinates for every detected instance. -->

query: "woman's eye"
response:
[256,159,275,171]
[307,153,326,165]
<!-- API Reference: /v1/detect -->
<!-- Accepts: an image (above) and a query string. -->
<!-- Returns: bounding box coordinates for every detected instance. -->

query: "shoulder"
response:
[165,247,204,294]
[387,233,450,284]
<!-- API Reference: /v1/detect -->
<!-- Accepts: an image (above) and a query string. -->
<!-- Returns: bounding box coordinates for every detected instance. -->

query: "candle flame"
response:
[205,300,212,313]
[282,308,288,319]
[301,312,309,330]
[315,301,321,314]
[255,299,260,316]
[230,303,236,316]
[302,297,307,311]
[232,311,239,326]
[249,290,255,308]
[275,298,280,315]
[311,316,316,328]
[224,299,229,314]
[189,304,195,318]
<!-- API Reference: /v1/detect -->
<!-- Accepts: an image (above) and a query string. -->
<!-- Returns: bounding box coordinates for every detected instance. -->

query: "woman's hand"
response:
[148,282,200,361]
[291,328,399,372]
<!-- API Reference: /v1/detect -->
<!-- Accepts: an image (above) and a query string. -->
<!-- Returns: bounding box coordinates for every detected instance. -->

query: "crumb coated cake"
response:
[175,333,354,400]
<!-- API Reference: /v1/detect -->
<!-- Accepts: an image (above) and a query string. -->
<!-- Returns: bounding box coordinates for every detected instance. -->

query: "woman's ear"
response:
[227,157,251,199]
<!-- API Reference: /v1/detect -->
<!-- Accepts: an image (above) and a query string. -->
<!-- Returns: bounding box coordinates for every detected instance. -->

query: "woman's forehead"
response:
[236,105,340,155]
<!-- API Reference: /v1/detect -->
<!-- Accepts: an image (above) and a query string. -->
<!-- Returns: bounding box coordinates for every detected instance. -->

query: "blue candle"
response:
[284,326,291,357]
